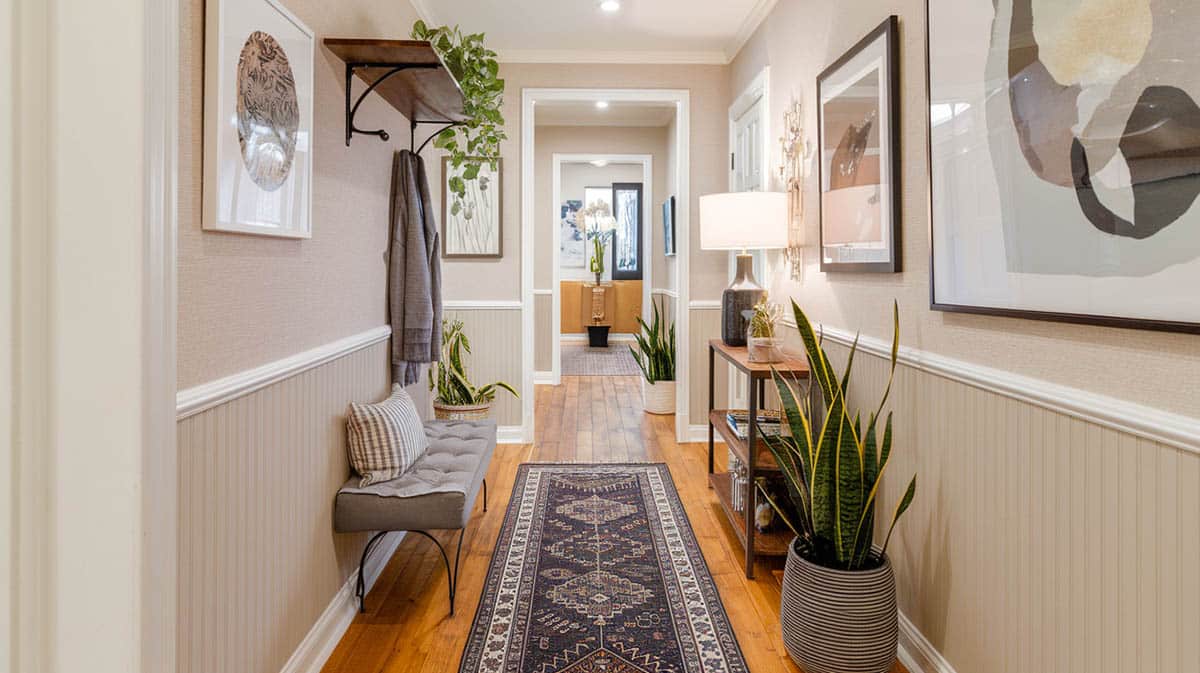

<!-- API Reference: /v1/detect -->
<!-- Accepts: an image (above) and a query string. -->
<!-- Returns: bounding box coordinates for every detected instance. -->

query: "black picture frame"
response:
[816,15,901,273]
[612,182,644,281]
[923,2,1200,334]
[663,196,676,257]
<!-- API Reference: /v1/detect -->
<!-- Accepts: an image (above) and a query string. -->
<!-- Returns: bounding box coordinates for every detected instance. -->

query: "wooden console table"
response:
[707,339,809,578]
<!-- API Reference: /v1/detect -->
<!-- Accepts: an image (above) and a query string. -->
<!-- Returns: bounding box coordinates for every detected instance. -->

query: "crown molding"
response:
[498,48,729,65]
[725,0,778,61]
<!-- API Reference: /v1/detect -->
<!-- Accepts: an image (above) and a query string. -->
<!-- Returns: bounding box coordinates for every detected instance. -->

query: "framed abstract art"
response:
[817,16,901,273]
[927,0,1200,333]
[204,0,314,238]
[663,196,676,257]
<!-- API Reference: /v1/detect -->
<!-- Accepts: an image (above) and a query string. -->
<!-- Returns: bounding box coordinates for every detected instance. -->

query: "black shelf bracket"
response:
[342,62,464,152]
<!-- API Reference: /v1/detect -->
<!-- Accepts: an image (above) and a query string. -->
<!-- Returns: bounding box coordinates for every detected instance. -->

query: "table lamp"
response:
[699,192,788,346]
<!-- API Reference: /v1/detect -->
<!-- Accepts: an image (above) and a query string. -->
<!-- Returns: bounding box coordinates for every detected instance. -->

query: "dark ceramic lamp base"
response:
[721,254,765,347]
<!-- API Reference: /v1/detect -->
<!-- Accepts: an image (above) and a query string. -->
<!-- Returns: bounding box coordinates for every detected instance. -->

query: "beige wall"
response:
[731,0,1199,418]
[436,63,731,304]
[731,1,1200,670]
[178,0,421,390]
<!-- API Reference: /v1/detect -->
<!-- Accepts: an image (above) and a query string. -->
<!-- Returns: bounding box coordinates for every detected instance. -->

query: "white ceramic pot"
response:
[641,379,676,415]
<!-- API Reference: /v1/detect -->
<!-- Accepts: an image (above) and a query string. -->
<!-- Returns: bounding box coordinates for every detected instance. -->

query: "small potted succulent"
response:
[759,300,916,673]
[430,318,518,420]
[745,298,784,363]
[629,301,675,415]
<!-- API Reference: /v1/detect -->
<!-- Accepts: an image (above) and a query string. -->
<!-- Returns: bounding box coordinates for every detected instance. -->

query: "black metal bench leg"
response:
[356,531,390,613]
[482,478,488,512]
[410,529,466,616]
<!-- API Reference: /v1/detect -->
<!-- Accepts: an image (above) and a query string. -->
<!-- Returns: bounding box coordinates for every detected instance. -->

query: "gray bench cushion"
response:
[334,420,496,533]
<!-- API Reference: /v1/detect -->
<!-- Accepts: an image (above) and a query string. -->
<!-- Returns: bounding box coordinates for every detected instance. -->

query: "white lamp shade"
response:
[699,192,788,250]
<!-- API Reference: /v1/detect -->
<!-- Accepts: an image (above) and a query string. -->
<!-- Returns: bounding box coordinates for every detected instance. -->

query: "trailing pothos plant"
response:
[759,300,916,571]
[410,21,506,220]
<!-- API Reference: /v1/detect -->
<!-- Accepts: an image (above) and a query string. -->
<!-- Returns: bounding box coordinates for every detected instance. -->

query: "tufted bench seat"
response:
[334,419,496,614]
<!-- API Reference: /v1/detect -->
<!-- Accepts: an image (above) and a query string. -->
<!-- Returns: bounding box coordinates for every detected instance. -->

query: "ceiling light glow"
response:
[599,0,621,12]
[590,160,609,167]
[595,101,609,109]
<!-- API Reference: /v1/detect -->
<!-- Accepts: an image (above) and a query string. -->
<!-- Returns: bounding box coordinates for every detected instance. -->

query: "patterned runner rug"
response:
[459,463,748,673]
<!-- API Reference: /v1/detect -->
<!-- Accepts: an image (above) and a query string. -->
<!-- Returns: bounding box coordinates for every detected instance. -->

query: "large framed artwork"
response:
[612,182,644,280]
[928,1,1200,333]
[817,16,901,273]
[442,157,503,258]
[561,199,585,267]
[204,0,314,238]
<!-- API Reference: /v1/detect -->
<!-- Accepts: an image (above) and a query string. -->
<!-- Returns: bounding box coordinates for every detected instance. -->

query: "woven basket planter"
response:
[432,401,492,421]
[641,380,675,415]
[781,541,898,673]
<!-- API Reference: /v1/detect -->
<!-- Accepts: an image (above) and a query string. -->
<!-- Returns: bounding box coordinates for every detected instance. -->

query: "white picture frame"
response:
[203,0,314,239]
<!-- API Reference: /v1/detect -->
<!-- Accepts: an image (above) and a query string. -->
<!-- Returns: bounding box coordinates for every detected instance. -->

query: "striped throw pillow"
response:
[346,384,429,486]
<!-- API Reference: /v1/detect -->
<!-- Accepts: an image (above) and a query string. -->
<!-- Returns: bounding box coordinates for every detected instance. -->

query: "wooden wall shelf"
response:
[322,38,467,148]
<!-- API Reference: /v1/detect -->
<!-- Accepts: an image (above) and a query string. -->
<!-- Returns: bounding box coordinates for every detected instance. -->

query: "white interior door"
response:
[727,79,768,410]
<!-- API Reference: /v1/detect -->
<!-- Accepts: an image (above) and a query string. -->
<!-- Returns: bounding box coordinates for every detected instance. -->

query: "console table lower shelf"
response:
[707,472,792,557]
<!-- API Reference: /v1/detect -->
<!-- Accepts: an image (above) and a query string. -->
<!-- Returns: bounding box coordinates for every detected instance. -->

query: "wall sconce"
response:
[778,98,811,281]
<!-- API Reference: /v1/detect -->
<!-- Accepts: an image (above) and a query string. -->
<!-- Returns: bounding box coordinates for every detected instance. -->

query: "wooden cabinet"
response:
[559,280,643,334]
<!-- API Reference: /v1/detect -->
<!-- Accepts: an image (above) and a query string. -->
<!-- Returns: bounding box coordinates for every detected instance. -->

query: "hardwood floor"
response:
[322,376,904,673]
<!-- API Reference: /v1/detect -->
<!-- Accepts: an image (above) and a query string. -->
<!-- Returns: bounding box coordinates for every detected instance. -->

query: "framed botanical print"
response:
[817,16,901,273]
[204,0,314,238]
[442,157,503,258]
[928,0,1200,333]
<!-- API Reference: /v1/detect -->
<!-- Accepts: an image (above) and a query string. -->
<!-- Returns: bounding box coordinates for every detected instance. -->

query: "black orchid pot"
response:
[780,541,898,673]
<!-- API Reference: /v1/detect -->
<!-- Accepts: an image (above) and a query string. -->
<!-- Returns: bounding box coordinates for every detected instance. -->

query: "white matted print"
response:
[204,0,313,238]
[442,158,503,258]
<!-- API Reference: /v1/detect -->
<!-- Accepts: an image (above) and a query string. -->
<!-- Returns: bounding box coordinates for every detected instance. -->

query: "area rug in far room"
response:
[459,463,748,673]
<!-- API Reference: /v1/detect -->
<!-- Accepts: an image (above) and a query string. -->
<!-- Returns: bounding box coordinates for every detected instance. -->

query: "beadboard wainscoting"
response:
[790,326,1200,673]
[534,290,553,374]
[688,301,728,436]
[176,330,396,673]
[442,301,523,429]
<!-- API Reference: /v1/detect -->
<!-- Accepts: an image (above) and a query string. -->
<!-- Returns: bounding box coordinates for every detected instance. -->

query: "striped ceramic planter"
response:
[780,541,898,673]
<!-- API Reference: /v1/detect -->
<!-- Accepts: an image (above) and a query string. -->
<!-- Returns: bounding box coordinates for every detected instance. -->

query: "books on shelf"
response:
[725,410,783,440]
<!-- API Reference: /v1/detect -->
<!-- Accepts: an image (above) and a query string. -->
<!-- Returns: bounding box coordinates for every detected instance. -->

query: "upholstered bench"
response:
[334,419,496,614]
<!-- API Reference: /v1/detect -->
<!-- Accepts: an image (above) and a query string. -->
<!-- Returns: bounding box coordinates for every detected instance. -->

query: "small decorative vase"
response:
[780,541,898,673]
[641,379,675,415]
[747,336,784,363]
[432,400,492,421]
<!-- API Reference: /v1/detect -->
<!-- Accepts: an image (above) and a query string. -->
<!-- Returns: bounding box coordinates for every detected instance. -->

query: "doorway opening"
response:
[521,89,691,442]
[553,154,652,378]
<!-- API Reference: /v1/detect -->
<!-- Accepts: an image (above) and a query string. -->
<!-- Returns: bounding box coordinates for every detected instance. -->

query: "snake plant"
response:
[430,318,518,406]
[759,300,916,571]
[629,300,675,384]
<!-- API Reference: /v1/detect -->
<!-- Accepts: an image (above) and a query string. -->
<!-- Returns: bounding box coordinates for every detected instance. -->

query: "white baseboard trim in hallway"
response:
[685,424,725,444]
[497,425,525,444]
[533,371,554,385]
[279,531,404,673]
[897,612,957,673]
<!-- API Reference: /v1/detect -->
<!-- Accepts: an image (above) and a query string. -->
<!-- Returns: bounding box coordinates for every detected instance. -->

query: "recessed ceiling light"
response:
[599,0,621,13]
[590,160,609,167]
[595,101,609,110]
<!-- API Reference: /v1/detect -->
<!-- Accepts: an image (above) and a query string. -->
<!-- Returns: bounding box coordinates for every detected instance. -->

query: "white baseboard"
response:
[497,425,526,444]
[684,424,726,444]
[897,612,956,673]
[279,531,404,673]
[533,371,554,385]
